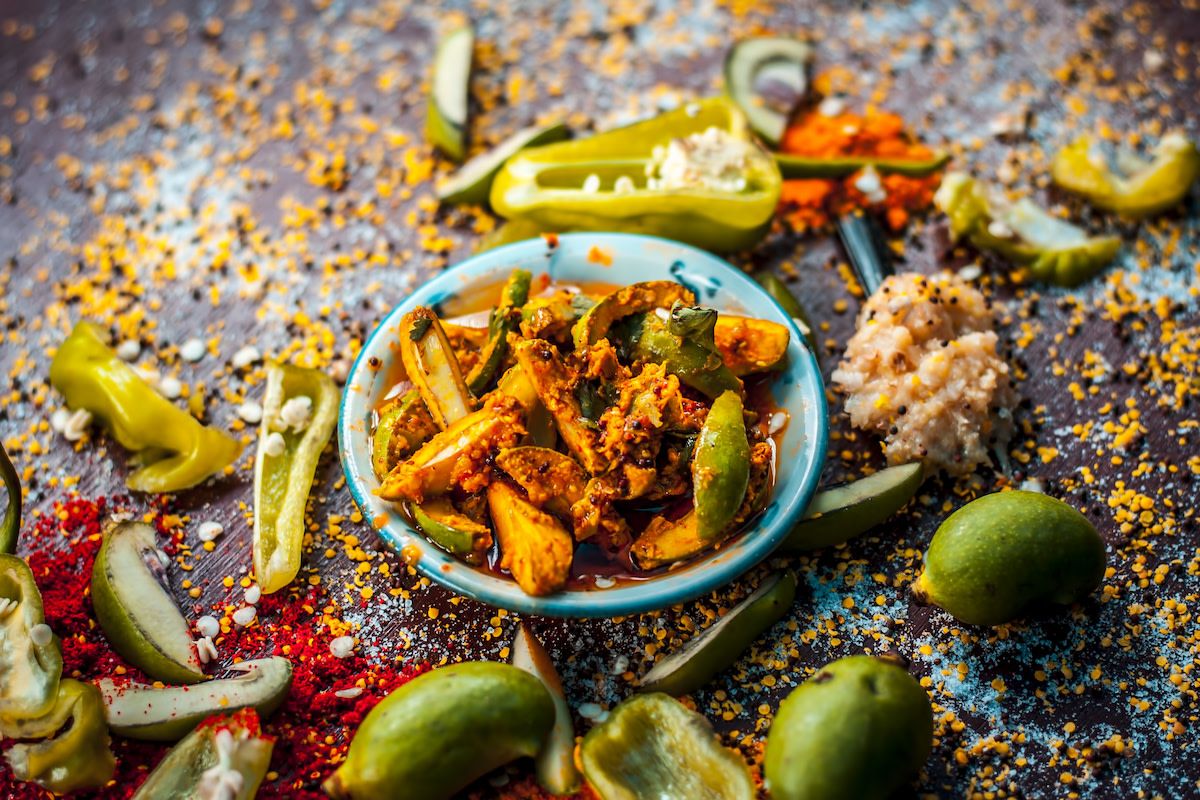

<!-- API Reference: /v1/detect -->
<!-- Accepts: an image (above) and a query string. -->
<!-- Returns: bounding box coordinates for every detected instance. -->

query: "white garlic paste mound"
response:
[831,271,1018,477]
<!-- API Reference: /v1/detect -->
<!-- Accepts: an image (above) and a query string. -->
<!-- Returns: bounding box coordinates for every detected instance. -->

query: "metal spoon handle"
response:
[836,211,892,296]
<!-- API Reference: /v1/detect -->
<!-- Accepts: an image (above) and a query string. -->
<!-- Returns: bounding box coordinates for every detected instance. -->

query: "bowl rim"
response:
[338,232,828,617]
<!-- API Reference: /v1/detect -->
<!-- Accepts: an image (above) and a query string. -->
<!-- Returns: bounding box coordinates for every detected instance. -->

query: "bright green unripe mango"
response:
[323,661,555,800]
[912,490,1106,626]
[764,655,933,800]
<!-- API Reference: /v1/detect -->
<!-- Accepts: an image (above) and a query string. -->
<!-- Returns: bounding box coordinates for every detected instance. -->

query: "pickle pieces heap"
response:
[372,276,791,595]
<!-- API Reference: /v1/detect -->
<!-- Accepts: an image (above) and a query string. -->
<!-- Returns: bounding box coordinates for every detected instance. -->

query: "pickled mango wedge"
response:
[713,316,790,376]
[488,482,573,596]
[693,390,751,541]
[579,693,754,800]
[399,306,476,430]
[495,446,587,517]
[573,281,695,348]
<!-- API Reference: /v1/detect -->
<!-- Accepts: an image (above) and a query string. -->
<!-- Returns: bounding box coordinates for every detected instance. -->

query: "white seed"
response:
[578,702,604,720]
[30,623,53,647]
[244,585,261,605]
[49,408,71,433]
[594,576,615,589]
[232,606,257,627]
[263,432,286,458]
[768,411,788,435]
[334,687,364,699]
[159,376,183,399]
[180,338,207,363]
[237,401,263,424]
[581,174,601,193]
[62,409,93,442]
[197,521,224,542]
[231,345,261,369]
[196,615,221,638]
[116,339,141,361]
[613,176,634,194]
[329,636,356,659]
[610,654,629,675]
[0,597,15,617]
[279,395,313,431]
[196,635,218,664]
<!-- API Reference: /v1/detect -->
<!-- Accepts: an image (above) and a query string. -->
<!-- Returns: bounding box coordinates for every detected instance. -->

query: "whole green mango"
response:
[912,490,1106,626]
[322,661,555,800]
[764,655,933,800]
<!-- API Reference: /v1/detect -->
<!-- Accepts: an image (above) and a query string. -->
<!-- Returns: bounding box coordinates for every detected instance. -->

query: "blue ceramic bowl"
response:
[338,233,828,617]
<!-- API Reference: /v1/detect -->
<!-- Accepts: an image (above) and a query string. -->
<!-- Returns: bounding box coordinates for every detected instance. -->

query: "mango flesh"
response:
[764,655,933,800]
[912,490,1106,626]
[323,661,555,800]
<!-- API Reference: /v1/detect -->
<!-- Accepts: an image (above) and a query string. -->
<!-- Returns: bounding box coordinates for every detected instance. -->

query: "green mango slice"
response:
[780,462,923,552]
[637,570,796,696]
[510,624,581,796]
[764,655,933,800]
[911,490,1106,626]
[580,692,754,800]
[693,390,750,541]
[372,389,438,481]
[488,482,573,596]
[399,306,476,430]
[572,281,694,348]
[323,662,555,800]
[412,496,492,565]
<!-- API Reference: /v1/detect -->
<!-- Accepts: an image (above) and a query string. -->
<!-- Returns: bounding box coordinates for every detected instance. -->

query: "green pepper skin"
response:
[693,390,751,541]
[490,98,782,253]
[0,553,64,734]
[764,656,933,800]
[1051,133,1200,219]
[1,442,19,554]
[466,269,532,394]
[626,309,742,399]
[934,172,1121,288]
[638,570,796,696]
[48,322,243,493]
[254,362,339,594]
[372,389,438,481]
[580,693,755,800]
[323,662,555,800]
[4,679,116,796]
[775,152,951,179]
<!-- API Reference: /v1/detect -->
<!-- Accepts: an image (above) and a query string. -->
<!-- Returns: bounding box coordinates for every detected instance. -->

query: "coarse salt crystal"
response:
[232,606,257,627]
[180,338,207,363]
[116,339,141,361]
[159,376,183,399]
[263,432,286,458]
[231,345,261,369]
[198,521,224,542]
[237,401,263,424]
[329,636,355,659]
[610,654,629,675]
[958,264,983,282]
[334,687,363,699]
[853,166,887,204]
[135,366,161,389]
[244,585,261,605]
[330,359,351,384]
[196,615,220,638]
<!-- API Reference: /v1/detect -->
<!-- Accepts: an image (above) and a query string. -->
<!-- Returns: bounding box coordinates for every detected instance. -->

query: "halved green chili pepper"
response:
[934,172,1121,288]
[48,322,243,493]
[253,362,339,594]
[1,442,19,554]
[0,553,64,734]
[465,268,532,394]
[490,98,783,252]
[4,679,116,796]
[775,151,951,179]
[693,390,751,540]
[626,304,741,399]
[131,707,274,800]
[1050,132,1200,219]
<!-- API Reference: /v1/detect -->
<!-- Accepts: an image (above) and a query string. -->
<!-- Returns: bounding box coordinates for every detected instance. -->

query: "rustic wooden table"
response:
[1,1,1197,798]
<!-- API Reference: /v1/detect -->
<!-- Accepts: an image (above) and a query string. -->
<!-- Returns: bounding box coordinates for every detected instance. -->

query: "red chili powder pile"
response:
[1,495,426,799]
[777,107,944,231]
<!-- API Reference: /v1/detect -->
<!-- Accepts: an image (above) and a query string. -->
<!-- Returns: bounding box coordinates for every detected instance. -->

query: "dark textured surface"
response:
[2,1,1199,798]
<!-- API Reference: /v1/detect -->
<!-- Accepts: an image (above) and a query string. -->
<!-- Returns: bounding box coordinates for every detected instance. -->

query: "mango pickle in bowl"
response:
[338,233,828,617]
